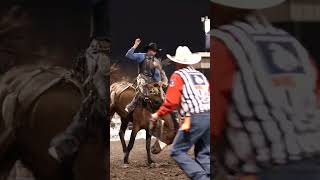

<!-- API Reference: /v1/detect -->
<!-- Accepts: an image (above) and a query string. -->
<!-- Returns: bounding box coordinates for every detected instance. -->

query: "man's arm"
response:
[211,37,236,140]
[125,38,145,63]
[310,58,320,107]
[152,59,168,85]
[153,69,161,82]
[156,73,184,117]
[125,48,145,63]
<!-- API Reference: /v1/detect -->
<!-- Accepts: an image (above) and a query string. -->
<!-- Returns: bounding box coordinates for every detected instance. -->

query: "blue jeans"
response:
[171,112,210,180]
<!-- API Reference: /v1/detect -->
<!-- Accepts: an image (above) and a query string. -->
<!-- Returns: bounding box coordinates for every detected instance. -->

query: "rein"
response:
[69,52,102,143]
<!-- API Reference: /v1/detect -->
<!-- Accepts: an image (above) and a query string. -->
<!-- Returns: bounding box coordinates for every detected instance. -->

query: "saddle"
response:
[0,65,83,159]
[110,81,134,107]
[111,81,134,94]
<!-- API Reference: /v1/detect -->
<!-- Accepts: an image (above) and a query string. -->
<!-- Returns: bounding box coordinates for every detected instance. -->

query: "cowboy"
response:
[151,46,210,180]
[125,38,167,114]
[212,0,320,179]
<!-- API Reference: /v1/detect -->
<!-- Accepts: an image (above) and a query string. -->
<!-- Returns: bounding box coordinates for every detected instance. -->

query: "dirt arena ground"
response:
[7,139,188,180]
[111,139,189,180]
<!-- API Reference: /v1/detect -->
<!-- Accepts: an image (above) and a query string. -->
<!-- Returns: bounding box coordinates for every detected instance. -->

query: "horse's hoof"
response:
[149,162,160,168]
[149,163,156,168]
[122,164,130,168]
[147,159,155,165]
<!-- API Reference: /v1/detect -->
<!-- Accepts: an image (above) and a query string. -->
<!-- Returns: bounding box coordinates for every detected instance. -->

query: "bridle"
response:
[140,82,162,112]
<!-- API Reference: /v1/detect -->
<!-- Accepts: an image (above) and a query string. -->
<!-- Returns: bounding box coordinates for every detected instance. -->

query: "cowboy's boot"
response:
[125,93,142,113]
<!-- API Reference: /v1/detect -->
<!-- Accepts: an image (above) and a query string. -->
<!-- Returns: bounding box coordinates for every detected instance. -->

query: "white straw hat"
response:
[167,46,201,65]
[210,0,286,9]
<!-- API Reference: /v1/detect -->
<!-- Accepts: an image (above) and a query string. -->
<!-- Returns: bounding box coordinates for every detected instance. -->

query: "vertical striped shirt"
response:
[157,67,210,117]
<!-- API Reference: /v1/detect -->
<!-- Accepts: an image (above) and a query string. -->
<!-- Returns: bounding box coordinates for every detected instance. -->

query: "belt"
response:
[191,111,210,115]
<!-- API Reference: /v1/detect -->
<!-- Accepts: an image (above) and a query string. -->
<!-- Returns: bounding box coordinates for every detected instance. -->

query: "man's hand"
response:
[150,113,159,122]
[149,113,160,130]
[133,38,141,48]
[161,82,168,88]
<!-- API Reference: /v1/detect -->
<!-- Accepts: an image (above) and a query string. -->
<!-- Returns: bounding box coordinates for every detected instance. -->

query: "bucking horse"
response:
[110,81,179,167]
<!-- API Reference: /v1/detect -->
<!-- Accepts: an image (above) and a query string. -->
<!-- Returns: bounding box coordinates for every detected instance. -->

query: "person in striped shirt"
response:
[151,46,210,180]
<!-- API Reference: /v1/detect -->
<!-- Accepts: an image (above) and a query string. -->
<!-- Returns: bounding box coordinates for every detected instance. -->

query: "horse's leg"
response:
[119,119,128,153]
[145,128,154,165]
[123,126,139,165]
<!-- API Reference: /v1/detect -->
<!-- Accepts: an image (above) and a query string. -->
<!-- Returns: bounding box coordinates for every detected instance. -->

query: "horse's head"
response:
[151,113,179,154]
[144,82,163,111]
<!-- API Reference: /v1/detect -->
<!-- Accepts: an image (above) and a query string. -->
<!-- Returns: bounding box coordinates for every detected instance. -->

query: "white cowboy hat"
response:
[167,46,201,65]
[211,0,286,9]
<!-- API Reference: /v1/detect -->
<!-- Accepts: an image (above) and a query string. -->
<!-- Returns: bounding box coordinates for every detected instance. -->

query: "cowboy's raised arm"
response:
[125,38,145,63]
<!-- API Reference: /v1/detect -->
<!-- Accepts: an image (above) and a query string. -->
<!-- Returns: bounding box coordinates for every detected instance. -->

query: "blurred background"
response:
[262,0,320,63]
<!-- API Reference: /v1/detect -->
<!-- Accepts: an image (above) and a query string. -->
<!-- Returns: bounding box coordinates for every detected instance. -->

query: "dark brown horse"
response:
[110,81,178,166]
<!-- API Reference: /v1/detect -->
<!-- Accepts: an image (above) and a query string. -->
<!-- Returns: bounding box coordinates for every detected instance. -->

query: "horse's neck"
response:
[165,114,178,130]
[139,99,154,113]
